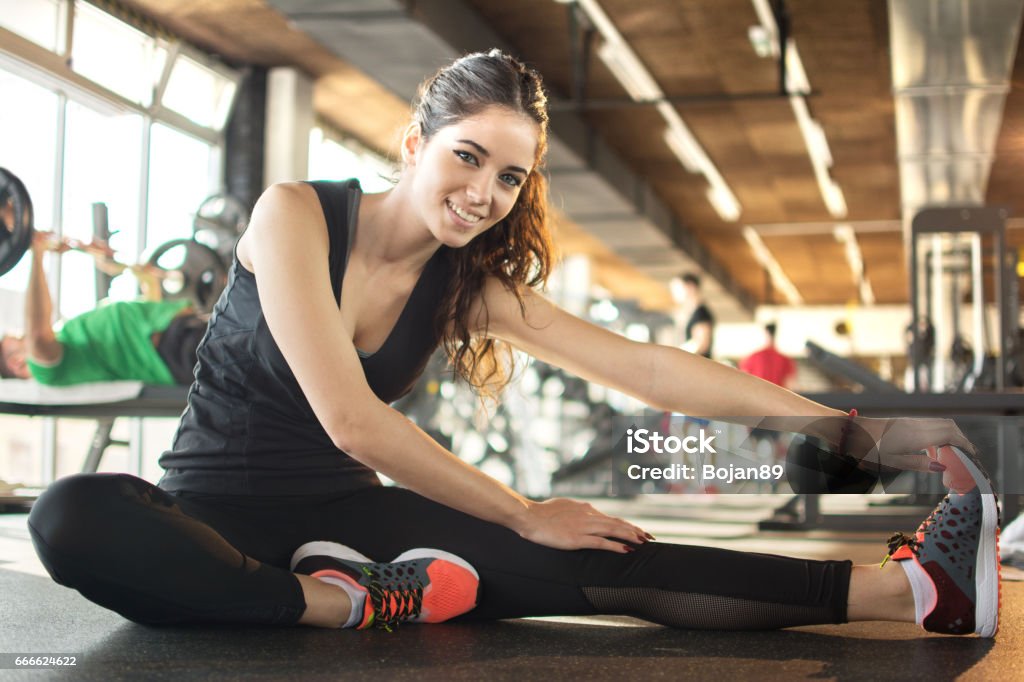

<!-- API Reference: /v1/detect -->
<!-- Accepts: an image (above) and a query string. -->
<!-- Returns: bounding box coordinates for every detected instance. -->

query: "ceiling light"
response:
[823,180,848,218]
[834,224,874,304]
[748,25,773,58]
[783,41,811,95]
[597,40,661,101]
[742,226,803,304]
[707,183,741,222]
[749,0,780,57]
[663,125,704,173]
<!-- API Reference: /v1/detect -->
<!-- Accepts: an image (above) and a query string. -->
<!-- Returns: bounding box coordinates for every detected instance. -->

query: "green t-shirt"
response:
[26,299,192,386]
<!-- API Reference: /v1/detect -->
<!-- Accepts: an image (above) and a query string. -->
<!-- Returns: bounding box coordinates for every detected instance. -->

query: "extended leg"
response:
[314,487,857,629]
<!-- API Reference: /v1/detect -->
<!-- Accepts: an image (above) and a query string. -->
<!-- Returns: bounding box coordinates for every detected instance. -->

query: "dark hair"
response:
[681,272,701,287]
[765,323,777,338]
[413,49,553,400]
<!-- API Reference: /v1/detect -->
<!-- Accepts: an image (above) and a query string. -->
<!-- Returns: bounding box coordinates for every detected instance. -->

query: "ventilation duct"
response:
[889,0,1023,216]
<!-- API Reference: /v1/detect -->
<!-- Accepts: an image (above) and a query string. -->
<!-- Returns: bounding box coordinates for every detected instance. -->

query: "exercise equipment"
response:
[0,167,34,276]
[0,168,228,313]
[909,206,1017,392]
[193,193,248,265]
[145,239,227,313]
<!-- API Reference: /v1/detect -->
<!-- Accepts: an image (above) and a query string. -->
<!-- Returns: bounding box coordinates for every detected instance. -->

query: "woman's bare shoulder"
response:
[237,182,324,274]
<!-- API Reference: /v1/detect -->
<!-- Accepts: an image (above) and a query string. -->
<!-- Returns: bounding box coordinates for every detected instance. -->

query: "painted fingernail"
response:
[929,461,947,472]
[645,532,656,541]
[623,544,635,552]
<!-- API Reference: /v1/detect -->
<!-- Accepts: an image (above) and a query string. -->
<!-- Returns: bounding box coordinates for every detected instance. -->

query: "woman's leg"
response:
[27,473,307,626]
[312,487,884,630]
[848,565,915,622]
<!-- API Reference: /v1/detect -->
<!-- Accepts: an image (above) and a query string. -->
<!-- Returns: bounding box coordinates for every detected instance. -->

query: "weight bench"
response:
[0,379,188,482]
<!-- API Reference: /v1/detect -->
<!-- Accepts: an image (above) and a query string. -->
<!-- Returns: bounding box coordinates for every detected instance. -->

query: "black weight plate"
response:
[0,167,34,277]
[147,238,228,313]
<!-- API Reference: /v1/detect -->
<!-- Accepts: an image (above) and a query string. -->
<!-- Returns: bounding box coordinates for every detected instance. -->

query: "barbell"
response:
[0,167,228,313]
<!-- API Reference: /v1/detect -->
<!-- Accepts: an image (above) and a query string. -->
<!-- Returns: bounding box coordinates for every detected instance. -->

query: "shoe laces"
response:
[880,531,921,567]
[363,567,425,632]
[879,495,947,567]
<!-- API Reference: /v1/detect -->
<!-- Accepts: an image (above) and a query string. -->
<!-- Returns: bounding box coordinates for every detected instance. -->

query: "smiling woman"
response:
[26,49,999,639]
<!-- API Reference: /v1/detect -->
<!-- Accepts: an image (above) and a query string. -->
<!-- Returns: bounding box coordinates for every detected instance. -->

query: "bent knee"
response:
[27,473,148,552]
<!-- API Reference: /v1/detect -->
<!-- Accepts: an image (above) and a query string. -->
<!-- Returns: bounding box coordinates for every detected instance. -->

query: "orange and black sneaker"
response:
[290,541,480,631]
[884,445,1000,637]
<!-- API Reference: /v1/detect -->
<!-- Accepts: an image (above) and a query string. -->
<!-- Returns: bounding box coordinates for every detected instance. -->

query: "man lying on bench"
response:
[0,228,205,387]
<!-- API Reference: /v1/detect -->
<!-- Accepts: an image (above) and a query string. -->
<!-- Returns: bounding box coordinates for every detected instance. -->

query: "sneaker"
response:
[290,541,480,631]
[884,445,1000,637]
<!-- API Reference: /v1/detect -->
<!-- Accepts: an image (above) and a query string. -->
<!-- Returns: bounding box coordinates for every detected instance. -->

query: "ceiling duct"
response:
[265,0,754,317]
[889,0,1023,217]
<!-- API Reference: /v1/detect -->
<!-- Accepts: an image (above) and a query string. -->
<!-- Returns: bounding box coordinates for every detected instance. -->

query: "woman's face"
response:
[406,105,539,248]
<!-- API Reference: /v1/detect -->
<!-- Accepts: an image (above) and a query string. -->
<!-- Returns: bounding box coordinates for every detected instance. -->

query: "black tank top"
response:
[157,180,452,496]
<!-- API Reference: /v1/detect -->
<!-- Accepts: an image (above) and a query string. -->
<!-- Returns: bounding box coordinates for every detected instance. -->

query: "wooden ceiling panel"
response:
[504,0,891,304]
[705,234,764,296]
[117,0,1024,310]
[788,0,899,226]
[856,232,908,304]
[764,234,859,304]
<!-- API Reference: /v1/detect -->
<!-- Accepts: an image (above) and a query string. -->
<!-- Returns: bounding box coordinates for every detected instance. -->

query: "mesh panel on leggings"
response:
[581,586,837,630]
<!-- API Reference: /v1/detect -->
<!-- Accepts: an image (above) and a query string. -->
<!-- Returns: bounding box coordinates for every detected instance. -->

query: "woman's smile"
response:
[445,199,484,229]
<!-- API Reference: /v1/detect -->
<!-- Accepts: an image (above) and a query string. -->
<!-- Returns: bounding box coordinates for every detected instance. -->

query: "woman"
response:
[27,50,999,636]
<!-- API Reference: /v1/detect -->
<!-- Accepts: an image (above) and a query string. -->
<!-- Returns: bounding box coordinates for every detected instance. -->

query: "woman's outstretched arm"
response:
[244,183,648,552]
[478,278,974,469]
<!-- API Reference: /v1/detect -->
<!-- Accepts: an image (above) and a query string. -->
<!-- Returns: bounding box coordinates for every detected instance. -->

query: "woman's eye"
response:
[455,150,477,165]
[499,174,522,188]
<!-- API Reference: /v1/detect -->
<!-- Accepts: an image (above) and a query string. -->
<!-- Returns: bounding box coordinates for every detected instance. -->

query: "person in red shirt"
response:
[740,323,796,388]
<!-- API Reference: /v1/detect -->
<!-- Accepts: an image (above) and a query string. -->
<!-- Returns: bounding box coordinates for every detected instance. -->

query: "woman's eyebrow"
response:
[457,139,529,175]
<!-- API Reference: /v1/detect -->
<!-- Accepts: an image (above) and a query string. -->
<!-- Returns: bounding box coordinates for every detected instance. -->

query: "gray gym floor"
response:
[0,494,1020,681]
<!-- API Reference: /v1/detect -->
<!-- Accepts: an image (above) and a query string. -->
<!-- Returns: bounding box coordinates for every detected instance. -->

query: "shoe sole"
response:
[289,541,372,572]
[945,446,1000,637]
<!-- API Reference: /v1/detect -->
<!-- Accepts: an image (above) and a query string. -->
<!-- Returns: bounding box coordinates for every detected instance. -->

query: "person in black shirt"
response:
[677,272,714,358]
[25,50,997,638]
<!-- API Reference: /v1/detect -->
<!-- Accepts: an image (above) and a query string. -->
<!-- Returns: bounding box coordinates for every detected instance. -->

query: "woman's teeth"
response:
[448,200,481,223]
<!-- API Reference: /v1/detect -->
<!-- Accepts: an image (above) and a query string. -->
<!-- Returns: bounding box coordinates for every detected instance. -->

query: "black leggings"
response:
[27,473,852,629]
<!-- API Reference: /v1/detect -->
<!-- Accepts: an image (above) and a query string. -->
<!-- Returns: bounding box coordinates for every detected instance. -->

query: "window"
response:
[0,0,66,54]
[146,123,219,251]
[162,51,237,130]
[309,126,395,191]
[71,1,167,106]
[60,100,143,315]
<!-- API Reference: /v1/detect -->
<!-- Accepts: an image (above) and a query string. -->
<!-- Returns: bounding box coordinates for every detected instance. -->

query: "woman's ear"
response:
[401,122,423,166]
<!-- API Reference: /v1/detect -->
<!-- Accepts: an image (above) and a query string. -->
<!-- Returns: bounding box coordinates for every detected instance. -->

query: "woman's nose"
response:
[466,180,491,206]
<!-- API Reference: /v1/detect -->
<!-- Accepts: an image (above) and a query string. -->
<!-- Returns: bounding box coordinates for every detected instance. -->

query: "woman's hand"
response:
[845,416,976,474]
[512,498,653,553]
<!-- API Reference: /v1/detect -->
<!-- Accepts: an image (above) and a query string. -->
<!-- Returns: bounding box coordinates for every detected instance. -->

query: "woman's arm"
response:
[479,279,974,463]
[480,278,839,420]
[246,183,647,552]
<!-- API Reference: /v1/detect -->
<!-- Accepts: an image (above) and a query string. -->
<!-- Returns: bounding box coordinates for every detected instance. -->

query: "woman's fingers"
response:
[585,509,651,542]
[587,518,647,543]
[578,536,635,553]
